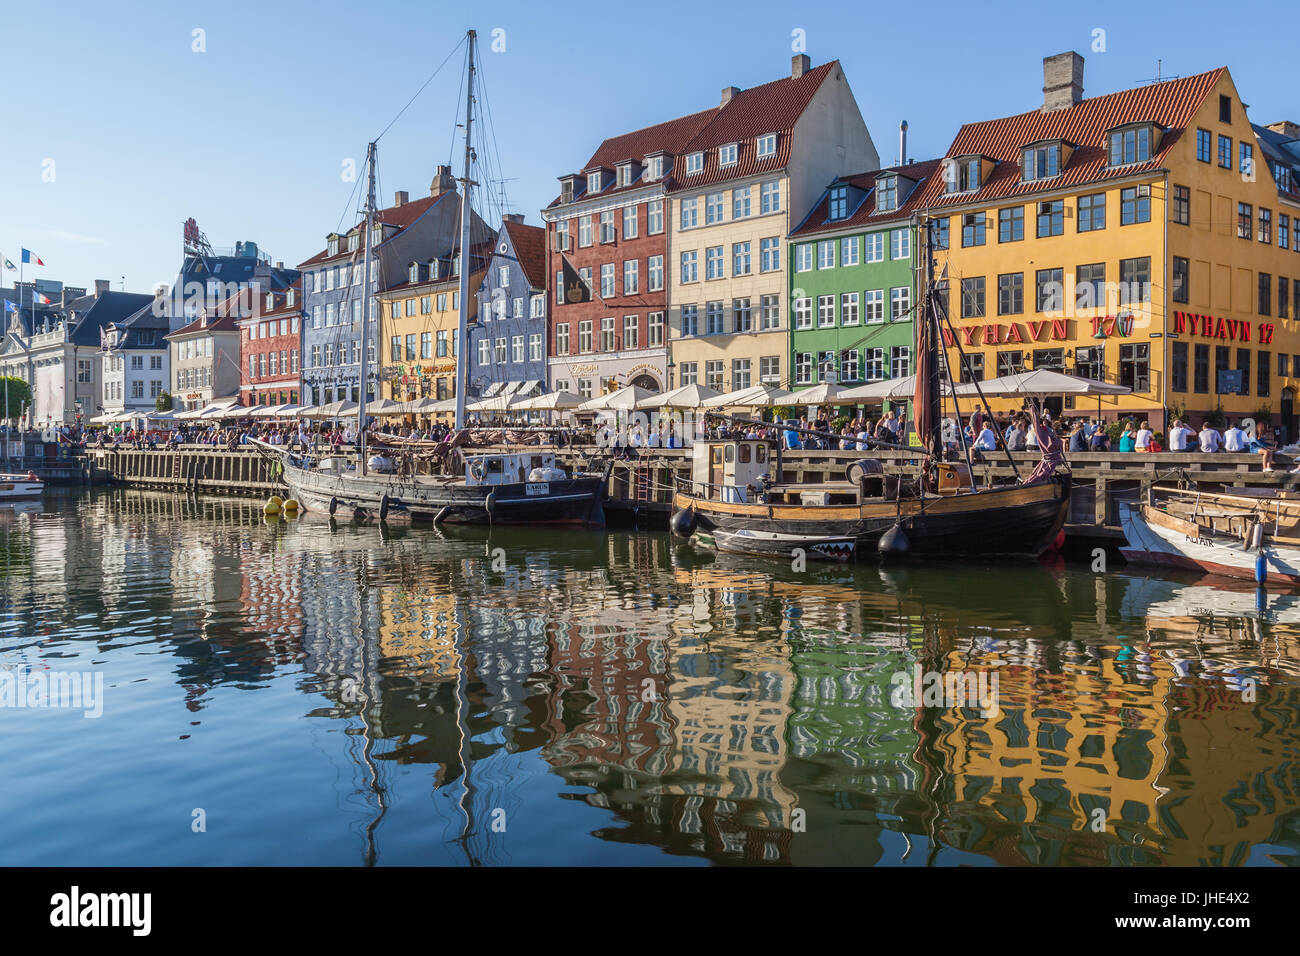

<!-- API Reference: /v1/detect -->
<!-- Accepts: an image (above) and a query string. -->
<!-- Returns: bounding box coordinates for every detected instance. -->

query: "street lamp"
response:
[666,357,675,390]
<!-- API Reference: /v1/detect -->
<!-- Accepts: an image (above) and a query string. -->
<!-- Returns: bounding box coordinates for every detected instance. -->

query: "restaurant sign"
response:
[941,320,1071,347]
[1172,311,1275,344]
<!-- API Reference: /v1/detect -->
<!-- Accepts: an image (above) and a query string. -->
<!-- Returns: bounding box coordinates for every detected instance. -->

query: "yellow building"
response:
[666,56,876,393]
[925,52,1300,436]
[377,251,488,414]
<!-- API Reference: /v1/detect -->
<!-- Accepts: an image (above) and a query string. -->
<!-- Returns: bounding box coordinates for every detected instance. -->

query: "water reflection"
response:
[0,489,1297,866]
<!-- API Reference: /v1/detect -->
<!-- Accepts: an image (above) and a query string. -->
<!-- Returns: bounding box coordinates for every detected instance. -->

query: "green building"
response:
[787,160,941,414]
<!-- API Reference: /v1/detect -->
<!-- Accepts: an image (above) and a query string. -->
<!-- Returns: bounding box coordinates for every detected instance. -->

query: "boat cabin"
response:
[691,440,771,502]
[464,451,562,486]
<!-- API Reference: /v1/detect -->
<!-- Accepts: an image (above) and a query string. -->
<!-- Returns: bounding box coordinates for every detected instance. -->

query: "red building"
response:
[240,281,302,406]
[543,110,715,398]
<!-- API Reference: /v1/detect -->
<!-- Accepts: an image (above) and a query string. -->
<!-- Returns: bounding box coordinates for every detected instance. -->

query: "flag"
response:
[2,258,15,272]
[21,248,44,266]
[33,292,52,305]
[3,300,17,314]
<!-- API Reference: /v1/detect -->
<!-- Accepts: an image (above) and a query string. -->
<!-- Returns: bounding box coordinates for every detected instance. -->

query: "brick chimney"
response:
[721,86,741,106]
[1267,120,1300,140]
[502,213,525,225]
[94,279,110,296]
[429,165,456,197]
[394,190,409,207]
[1042,51,1084,112]
[791,54,810,79]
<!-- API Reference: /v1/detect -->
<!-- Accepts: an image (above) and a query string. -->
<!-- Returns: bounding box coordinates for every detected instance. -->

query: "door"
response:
[710,445,724,496]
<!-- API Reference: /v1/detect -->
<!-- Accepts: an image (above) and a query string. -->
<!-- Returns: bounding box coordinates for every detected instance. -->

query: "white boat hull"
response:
[1119,501,1300,586]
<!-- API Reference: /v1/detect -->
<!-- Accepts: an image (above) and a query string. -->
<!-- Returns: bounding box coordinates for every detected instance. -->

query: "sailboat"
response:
[669,217,1071,562]
[253,31,606,527]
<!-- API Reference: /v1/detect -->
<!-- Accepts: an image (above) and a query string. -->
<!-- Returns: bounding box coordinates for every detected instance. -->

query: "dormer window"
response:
[286,289,295,306]
[719,143,738,167]
[560,177,575,203]
[617,163,635,187]
[431,260,442,280]
[327,236,340,256]
[829,185,850,220]
[945,156,983,194]
[875,175,898,212]
[685,152,704,174]
[1022,141,1063,181]
[408,262,420,284]
[370,225,383,247]
[265,293,274,311]
[1108,124,1156,167]
[347,234,358,252]
[756,134,777,158]
[587,171,602,194]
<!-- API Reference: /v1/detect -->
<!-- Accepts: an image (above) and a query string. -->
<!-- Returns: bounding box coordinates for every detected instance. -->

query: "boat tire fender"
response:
[879,523,910,557]
[669,507,697,538]
[328,496,338,517]
[379,494,390,522]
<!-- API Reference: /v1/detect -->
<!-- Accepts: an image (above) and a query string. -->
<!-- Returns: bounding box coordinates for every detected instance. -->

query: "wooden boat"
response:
[1119,486,1300,586]
[0,471,44,502]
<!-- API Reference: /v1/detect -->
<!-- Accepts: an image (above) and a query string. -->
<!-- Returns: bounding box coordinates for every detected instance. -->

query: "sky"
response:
[0,0,1291,295]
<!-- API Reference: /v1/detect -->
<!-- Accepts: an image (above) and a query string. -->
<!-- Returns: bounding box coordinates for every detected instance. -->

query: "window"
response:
[890,287,911,321]
[531,294,544,318]
[1281,277,1290,319]
[1037,200,1064,236]
[436,330,449,357]
[1196,128,1211,163]
[1240,142,1254,179]
[1108,126,1151,166]
[1259,272,1272,316]
[705,303,724,336]
[958,351,984,383]
[556,324,570,354]
[863,347,885,381]
[1075,345,1104,382]
[890,346,911,379]
[405,334,417,361]
[1260,208,1273,244]
[817,295,835,328]
[1022,143,1060,181]
[648,311,664,346]
[678,363,697,386]
[864,289,884,323]
[646,156,663,180]
[648,200,664,234]
[760,180,780,214]
[1218,134,1232,169]
[1036,268,1063,313]
[794,352,813,385]
[839,349,859,383]
[1281,214,1290,250]
[997,273,1023,315]
[706,191,725,224]
[1167,256,1188,305]
[600,316,616,350]
[681,251,698,283]
[841,292,860,326]
[962,213,986,247]
[1119,257,1151,305]
[795,243,814,272]
[732,187,751,219]
[595,210,614,244]
[680,198,698,229]
[578,215,593,247]
[622,205,638,239]
[998,206,1024,242]
[961,277,985,318]
[510,335,524,363]
[760,295,779,330]
[1259,350,1271,398]
[932,217,949,249]
[685,152,703,174]
[732,242,751,276]
[600,263,615,298]
[756,134,776,158]
[705,246,724,280]
[864,232,884,262]
[760,238,780,272]
[891,229,910,260]
[1172,185,1189,225]
[793,297,812,329]
[817,351,836,383]
[1236,347,1252,396]
[1238,202,1253,240]
[839,236,859,267]
[1033,348,1064,370]
[946,156,981,193]
[829,185,850,219]
[759,355,780,384]
[587,171,602,194]
[616,164,633,187]
[578,320,592,353]
[996,350,1024,376]
[623,259,639,294]
[1194,343,1209,394]
[648,255,663,291]
[876,176,897,212]
[389,336,401,361]
[421,331,433,359]
[1282,354,1291,378]
[623,315,638,349]
[732,358,751,390]
[732,298,752,333]
[681,305,699,337]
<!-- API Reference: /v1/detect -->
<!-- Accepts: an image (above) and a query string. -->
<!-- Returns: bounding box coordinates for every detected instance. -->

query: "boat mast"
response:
[453,29,477,433]
[359,141,377,476]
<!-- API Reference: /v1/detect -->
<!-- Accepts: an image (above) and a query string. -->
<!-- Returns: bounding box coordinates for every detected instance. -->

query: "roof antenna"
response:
[1138,58,1178,86]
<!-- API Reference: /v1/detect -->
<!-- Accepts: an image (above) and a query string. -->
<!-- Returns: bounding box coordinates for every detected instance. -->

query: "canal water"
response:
[1,488,1297,866]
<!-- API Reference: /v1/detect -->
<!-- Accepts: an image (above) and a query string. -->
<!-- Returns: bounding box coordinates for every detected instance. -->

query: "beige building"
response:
[166,299,242,411]
[667,56,877,392]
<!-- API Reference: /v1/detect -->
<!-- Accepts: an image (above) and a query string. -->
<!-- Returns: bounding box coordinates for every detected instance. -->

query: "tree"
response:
[156,390,174,412]
[0,377,32,421]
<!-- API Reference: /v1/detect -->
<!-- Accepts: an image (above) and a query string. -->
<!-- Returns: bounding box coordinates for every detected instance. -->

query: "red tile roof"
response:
[167,313,240,337]
[914,68,1225,210]
[791,159,944,238]
[503,220,547,289]
[298,191,453,268]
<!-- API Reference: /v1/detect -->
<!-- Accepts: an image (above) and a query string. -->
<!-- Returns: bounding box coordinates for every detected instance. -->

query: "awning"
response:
[482,382,504,398]
[953,369,1132,397]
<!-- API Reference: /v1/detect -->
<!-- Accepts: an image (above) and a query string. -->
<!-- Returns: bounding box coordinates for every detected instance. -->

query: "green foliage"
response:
[1252,405,1272,425]
[156,390,174,412]
[1207,404,1228,430]
[0,377,31,419]
[1106,421,1126,442]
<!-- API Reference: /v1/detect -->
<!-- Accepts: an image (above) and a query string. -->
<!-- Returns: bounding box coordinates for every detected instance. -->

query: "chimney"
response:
[94,279,110,297]
[394,190,409,207]
[274,261,283,270]
[720,86,741,107]
[1042,51,1084,112]
[430,165,456,197]
[791,54,810,79]
[502,213,525,225]
[899,120,908,166]
[1267,120,1300,140]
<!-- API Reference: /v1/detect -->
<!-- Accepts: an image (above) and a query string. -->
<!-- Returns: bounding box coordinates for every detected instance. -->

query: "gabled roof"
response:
[167,313,240,338]
[791,159,944,238]
[376,240,495,295]
[913,68,1226,209]
[669,61,837,190]
[501,220,547,289]
[113,299,171,337]
[66,292,156,348]
[299,191,453,268]
[1252,123,1300,204]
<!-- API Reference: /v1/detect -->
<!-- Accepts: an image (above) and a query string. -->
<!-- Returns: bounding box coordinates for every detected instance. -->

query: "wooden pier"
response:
[75,442,1295,541]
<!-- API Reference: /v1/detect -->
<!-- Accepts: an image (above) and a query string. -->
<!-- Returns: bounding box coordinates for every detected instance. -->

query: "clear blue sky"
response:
[0,0,1289,294]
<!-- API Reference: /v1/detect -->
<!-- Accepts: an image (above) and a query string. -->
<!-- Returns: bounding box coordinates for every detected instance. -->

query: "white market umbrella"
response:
[276,403,314,419]
[577,384,656,412]
[511,390,582,411]
[953,368,1131,398]
[251,404,289,418]
[839,375,954,401]
[787,382,850,405]
[637,382,722,409]
[308,400,359,419]
[466,394,520,413]
[701,383,795,408]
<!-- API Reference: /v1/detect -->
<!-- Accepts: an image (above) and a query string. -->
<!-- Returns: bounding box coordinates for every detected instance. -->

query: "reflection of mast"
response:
[450,578,480,865]
[355,552,388,866]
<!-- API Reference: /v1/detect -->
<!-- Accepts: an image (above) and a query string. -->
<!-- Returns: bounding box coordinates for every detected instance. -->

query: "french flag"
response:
[21,248,44,266]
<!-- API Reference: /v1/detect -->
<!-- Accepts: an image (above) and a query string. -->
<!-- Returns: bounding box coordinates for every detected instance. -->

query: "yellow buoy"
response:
[283,499,300,514]
[264,498,281,515]
[269,494,284,506]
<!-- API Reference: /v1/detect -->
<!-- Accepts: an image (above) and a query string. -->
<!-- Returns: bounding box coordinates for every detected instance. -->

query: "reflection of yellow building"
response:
[926,54,1300,431]
[376,588,462,683]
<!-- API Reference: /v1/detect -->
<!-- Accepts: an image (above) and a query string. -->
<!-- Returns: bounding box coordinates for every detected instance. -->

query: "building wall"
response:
[379,271,483,407]
[241,307,301,406]
[469,228,547,393]
[170,331,239,409]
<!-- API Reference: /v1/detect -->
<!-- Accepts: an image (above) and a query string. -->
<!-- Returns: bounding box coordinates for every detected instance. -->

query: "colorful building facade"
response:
[239,282,302,407]
[469,216,549,397]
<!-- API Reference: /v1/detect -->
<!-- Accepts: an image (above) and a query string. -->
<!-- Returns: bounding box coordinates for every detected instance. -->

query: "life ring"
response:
[469,461,486,481]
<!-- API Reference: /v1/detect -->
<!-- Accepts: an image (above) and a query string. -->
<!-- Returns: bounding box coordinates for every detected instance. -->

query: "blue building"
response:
[468,215,550,398]
[298,166,492,406]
